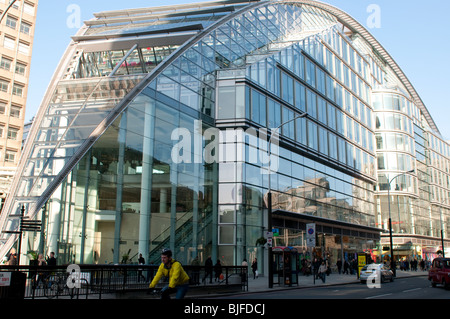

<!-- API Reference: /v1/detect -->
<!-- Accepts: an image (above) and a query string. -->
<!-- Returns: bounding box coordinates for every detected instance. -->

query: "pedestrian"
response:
[336,258,342,274]
[191,256,200,284]
[241,259,248,282]
[7,249,17,265]
[318,261,327,283]
[36,254,48,287]
[343,260,349,274]
[313,258,321,279]
[148,248,190,299]
[138,253,146,282]
[251,258,258,279]
[214,260,222,282]
[47,252,57,266]
[203,256,213,283]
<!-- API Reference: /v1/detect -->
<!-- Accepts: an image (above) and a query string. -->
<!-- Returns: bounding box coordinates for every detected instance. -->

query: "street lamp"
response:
[386,169,414,277]
[267,112,307,288]
[439,198,449,258]
[0,0,19,24]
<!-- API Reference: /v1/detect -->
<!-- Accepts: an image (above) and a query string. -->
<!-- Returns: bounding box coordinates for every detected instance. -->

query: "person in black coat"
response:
[336,258,342,274]
[47,252,57,266]
[251,258,258,279]
[214,260,222,282]
[203,256,213,283]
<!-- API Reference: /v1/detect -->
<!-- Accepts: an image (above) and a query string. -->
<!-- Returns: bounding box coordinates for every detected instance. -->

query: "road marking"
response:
[365,293,392,299]
[403,288,421,293]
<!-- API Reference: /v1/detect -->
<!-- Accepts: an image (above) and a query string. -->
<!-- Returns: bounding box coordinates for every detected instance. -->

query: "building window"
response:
[23,3,35,15]
[15,62,26,76]
[6,16,17,30]
[5,150,16,163]
[7,127,19,140]
[0,80,9,93]
[20,22,31,35]
[18,42,30,55]
[0,125,4,138]
[0,57,12,71]
[10,105,20,118]
[12,83,23,97]
[4,37,15,50]
[0,103,5,114]
[9,0,19,9]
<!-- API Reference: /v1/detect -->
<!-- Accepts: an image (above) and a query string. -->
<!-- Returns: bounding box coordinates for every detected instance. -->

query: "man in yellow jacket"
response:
[149,248,190,299]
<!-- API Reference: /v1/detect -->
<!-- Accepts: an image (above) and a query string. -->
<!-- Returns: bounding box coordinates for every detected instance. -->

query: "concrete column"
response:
[138,97,155,261]
[79,151,91,263]
[113,111,127,264]
[159,188,167,213]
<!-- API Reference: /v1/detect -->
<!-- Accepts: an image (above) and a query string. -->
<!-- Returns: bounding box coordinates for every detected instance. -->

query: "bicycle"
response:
[41,272,89,299]
[67,277,89,299]
[44,273,67,299]
[146,288,162,298]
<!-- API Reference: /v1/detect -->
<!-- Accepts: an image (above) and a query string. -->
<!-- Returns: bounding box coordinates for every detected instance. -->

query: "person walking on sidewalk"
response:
[343,259,349,274]
[241,259,248,282]
[336,258,342,274]
[318,261,327,283]
[251,258,258,279]
[203,256,213,283]
[214,259,222,282]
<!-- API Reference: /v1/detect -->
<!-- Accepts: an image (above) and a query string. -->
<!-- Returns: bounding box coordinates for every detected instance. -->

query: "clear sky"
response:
[26,0,450,140]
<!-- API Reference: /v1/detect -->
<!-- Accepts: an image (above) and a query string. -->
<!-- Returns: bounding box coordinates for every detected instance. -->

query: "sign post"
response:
[306,224,315,285]
[306,223,315,248]
[357,253,367,279]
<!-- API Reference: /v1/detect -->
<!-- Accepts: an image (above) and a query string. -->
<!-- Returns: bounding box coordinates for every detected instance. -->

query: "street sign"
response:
[0,272,11,287]
[20,217,41,232]
[272,228,279,237]
[306,223,316,247]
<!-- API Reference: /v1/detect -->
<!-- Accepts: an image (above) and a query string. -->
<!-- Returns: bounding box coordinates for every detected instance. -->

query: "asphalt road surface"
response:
[212,276,450,299]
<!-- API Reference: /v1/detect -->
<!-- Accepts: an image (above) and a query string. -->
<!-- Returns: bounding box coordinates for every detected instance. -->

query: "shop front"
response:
[272,211,381,274]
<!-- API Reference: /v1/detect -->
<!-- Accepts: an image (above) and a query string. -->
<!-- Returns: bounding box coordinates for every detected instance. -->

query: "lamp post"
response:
[0,0,19,24]
[267,112,307,288]
[387,169,414,277]
[439,198,449,258]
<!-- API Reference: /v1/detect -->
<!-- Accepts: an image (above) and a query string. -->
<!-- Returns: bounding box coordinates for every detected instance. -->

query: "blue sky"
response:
[27,0,450,140]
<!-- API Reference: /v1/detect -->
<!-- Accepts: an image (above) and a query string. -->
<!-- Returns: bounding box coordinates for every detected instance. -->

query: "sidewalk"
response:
[102,269,428,299]
[187,269,428,298]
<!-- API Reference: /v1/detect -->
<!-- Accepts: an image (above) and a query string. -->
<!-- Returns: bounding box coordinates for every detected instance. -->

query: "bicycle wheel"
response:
[69,278,89,299]
[44,280,59,299]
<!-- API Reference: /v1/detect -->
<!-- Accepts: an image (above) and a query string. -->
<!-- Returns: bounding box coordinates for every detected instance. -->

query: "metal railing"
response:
[0,264,248,299]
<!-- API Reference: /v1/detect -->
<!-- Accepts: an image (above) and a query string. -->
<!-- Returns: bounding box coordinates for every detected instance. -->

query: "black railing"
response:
[0,264,248,299]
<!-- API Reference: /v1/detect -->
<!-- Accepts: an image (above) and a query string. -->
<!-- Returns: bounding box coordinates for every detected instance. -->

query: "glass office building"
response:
[0,0,448,273]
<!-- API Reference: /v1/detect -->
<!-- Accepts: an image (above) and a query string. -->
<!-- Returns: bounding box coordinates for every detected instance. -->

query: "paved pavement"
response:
[187,269,429,299]
[100,269,428,299]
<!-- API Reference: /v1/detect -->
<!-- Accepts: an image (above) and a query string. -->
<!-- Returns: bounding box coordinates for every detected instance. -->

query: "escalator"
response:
[148,211,213,264]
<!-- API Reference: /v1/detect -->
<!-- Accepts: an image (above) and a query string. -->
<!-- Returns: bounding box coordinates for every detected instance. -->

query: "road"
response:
[211,276,450,299]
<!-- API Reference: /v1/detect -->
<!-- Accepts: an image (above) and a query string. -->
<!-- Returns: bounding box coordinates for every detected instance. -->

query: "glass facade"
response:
[0,0,449,270]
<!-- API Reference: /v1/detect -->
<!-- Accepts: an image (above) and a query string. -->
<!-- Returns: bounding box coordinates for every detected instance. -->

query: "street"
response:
[210,276,450,299]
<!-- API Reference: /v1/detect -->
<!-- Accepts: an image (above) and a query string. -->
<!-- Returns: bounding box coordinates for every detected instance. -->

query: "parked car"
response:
[359,263,394,284]
[428,257,450,289]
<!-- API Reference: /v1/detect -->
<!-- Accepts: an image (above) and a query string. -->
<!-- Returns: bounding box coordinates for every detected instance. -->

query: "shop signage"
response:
[272,228,279,237]
[0,272,11,287]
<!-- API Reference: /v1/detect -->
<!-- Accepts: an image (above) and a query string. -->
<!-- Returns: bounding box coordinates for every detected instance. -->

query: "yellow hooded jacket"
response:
[149,259,190,289]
